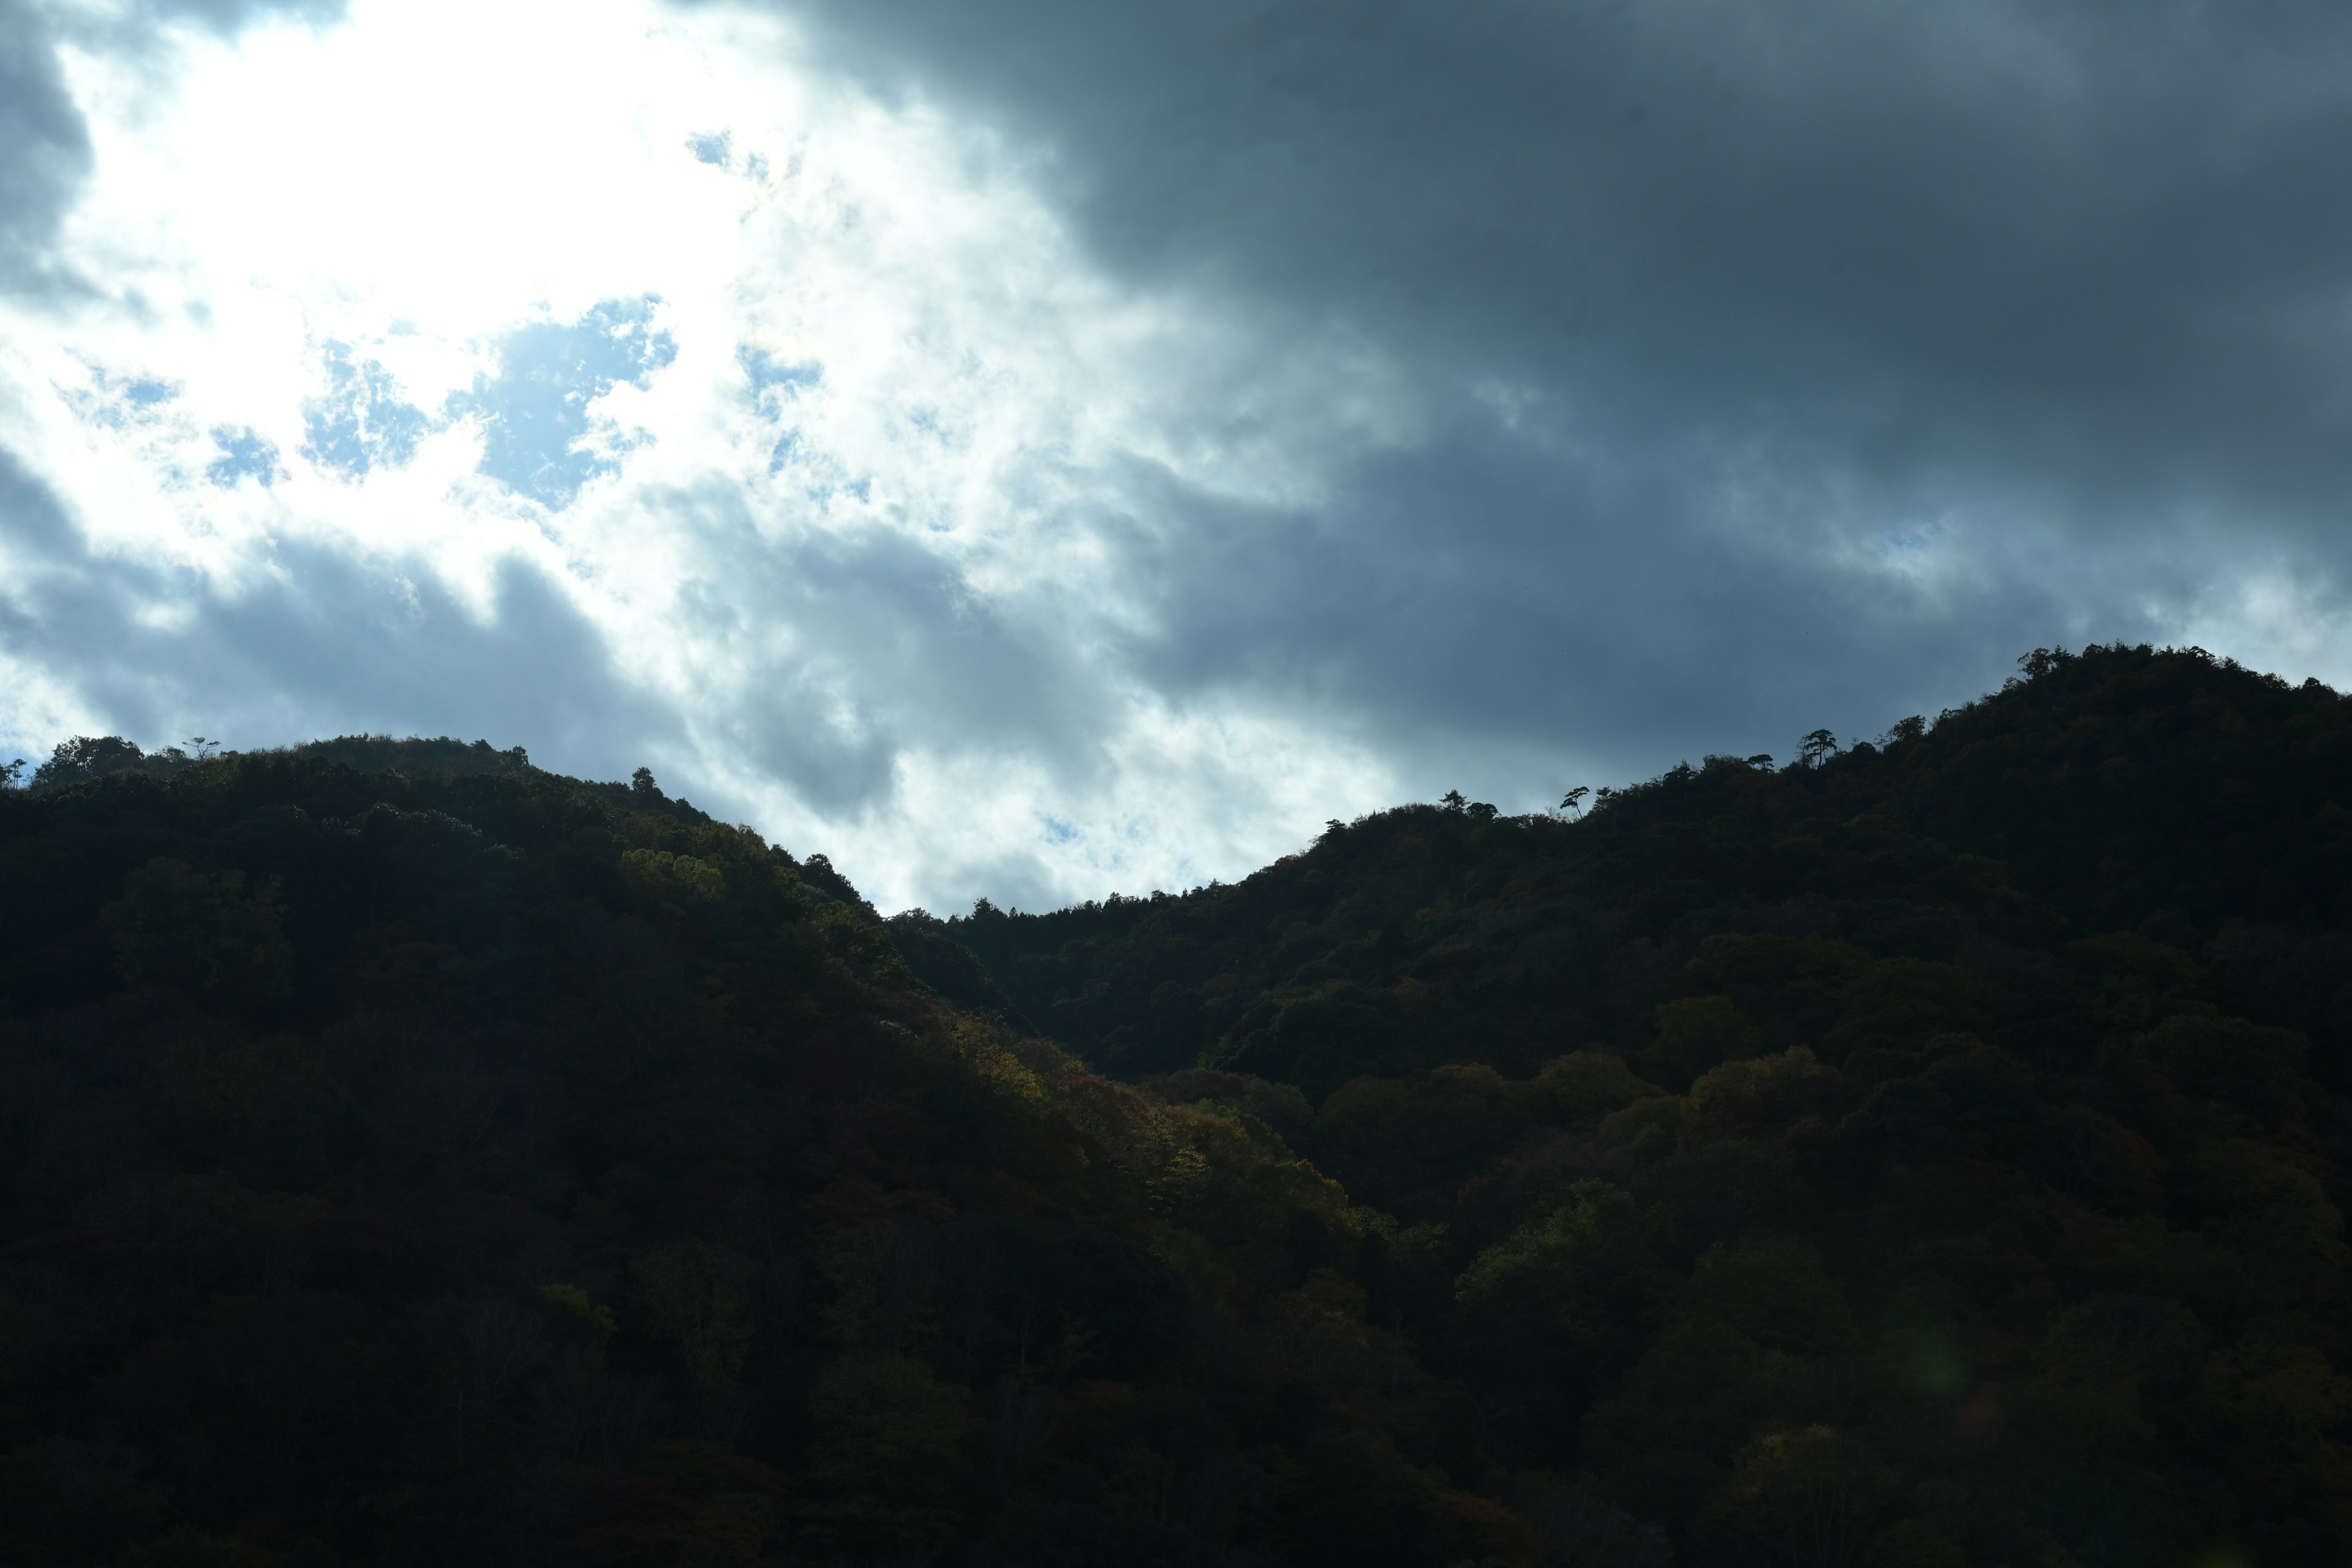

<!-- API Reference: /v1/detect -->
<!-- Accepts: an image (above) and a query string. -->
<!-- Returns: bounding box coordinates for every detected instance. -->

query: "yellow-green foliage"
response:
[946,1022,1051,1105]
[1164,1100,1360,1254]
[619,847,725,909]
[1687,1045,1838,1114]
[540,1283,616,1333]
[1531,1049,1667,1123]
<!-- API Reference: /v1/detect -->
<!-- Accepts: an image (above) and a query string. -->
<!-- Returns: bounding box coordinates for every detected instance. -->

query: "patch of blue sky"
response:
[744,347,823,475]
[302,343,430,478]
[686,131,731,167]
[70,368,179,429]
[1038,815,1079,845]
[798,473,873,508]
[205,426,282,488]
[458,295,677,510]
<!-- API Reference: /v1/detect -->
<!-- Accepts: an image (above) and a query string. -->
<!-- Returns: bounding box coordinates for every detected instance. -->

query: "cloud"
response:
[5,0,2352,916]
[0,0,93,296]
[0,0,1415,911]
[0,437,674,774]
[763,0,2352,636]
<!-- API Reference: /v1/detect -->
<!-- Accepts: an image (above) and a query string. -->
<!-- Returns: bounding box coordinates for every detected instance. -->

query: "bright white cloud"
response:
[14,0,2348,916]
[0,0,1426,910]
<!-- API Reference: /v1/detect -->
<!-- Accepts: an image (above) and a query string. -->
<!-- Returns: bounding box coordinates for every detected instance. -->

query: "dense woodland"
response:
[3,643,2348,1566]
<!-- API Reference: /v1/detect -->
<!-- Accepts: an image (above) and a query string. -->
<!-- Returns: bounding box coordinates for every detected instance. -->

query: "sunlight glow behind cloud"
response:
[0,0,1431,911]
[9,0,2352,914]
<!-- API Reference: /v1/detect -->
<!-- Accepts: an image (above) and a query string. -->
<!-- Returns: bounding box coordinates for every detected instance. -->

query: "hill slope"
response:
[0,746,1518,1568]
[932,643,2352,1566]
[6,644,2348,1567]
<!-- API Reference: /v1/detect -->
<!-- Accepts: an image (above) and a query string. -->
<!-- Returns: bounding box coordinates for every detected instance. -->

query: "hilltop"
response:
[0,744,1472,1567]
[926,643,2352,1566]
[3,643,2348,1567]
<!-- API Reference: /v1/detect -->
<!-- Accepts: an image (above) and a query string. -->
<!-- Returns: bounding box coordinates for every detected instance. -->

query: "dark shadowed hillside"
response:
[5,645,2349,1568]
[933,644,2352,1567]
[0,744,1529,1568]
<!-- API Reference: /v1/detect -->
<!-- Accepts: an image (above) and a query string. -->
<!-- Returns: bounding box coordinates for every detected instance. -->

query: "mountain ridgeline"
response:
[1,642,2347,1567]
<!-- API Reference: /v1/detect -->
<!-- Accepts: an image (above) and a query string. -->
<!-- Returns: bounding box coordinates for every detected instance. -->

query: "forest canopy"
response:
[2,643,2348,1567]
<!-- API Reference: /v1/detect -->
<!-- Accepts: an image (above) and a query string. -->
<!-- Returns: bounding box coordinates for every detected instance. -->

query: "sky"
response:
[3,0,2351,914]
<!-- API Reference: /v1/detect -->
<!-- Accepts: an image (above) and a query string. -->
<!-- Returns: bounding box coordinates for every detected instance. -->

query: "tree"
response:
[32,734,148,790]
[799,1355,971,1550]
[1560,786,1590,818]
[1694,1426,1883,1567]
[1798,729,1839,767]
[1441,790,1468,813]
[101,858,293,998]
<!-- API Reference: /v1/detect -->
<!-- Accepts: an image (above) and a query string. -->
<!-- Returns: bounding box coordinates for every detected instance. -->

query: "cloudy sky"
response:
[4,0,2350,912]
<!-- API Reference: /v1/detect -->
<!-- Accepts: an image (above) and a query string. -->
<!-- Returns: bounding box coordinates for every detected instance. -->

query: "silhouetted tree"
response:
[32,733,148,789]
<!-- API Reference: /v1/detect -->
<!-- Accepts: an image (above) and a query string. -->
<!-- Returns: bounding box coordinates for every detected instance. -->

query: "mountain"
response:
[4,641,2348,1567]
[930,643,2352,1567]
[0,743,1498,1568]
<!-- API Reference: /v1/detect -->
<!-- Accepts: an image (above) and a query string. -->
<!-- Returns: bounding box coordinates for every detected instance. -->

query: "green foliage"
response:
[1531,1047,1667,1121]
[12,644,2352,1564]
[6,747,1521,1566]
[799,1355,971,1548]
[1450,1182,1667,1455]
[929,643,2352,1564]
[102,858,292,999]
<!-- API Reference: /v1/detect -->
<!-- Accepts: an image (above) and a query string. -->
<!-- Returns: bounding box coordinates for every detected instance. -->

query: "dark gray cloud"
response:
[1111,418,2178,794]
[756,0,2352,782]
[0,0,92,296]
[623,477,1122,814]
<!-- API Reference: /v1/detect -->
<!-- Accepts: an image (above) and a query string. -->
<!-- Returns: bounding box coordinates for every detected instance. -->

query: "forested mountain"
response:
[2,643,2347,1567]
[1,737,1540,1568]
[922,643,2352,1567]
